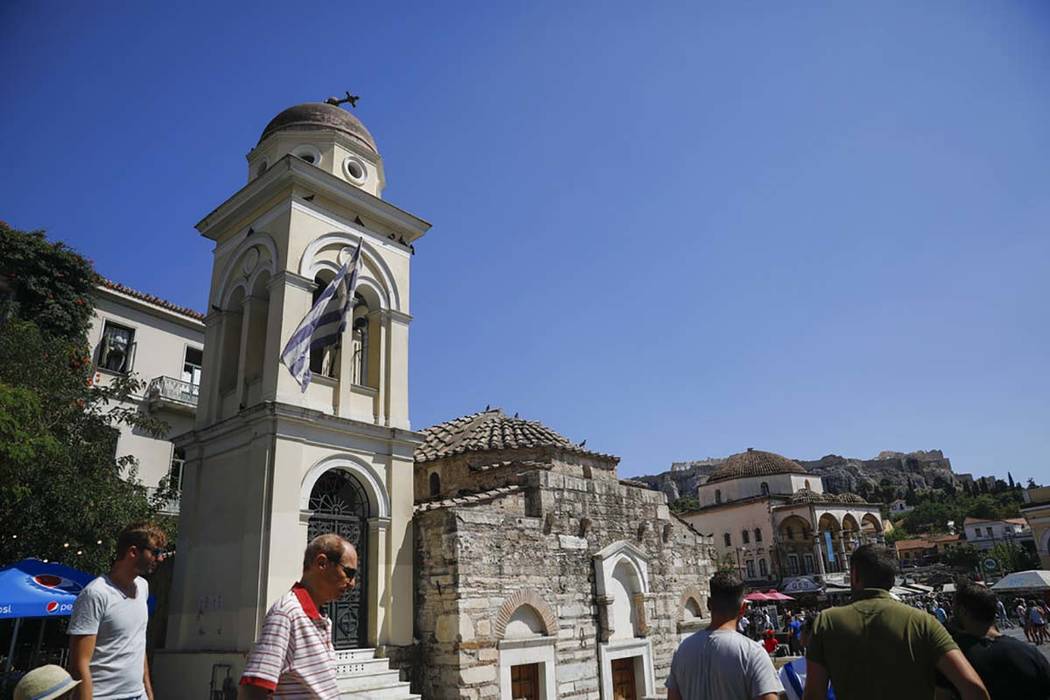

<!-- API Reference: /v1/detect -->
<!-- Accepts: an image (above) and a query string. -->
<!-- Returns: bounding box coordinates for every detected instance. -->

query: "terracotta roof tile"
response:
[706,449,808,484]
[413,484,524,513]
[98,278,205,321]
[414,409,617,464]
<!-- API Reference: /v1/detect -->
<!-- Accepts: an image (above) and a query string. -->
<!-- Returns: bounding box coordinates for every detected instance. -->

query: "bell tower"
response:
[153,101,429,696]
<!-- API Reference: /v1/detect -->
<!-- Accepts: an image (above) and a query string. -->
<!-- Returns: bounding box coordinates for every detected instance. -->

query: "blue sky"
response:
[3,2,1048,483]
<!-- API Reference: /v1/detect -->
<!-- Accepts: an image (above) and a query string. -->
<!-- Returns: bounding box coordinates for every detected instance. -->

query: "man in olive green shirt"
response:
[803,545,988,700]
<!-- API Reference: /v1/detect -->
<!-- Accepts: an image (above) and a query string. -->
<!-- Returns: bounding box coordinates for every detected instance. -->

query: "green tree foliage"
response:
[986,542,1040,574]
[943,544,981,571]
[900,491,1023,534]
[0,226,171,573]
[0,223,96,339]
[670,496,700,513]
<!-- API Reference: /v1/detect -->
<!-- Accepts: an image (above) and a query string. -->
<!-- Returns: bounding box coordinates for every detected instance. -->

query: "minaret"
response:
[154,100,429,696]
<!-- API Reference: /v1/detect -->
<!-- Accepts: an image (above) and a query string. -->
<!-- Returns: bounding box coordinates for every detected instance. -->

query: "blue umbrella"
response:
[0,559,93,620]
[0,559,95,677]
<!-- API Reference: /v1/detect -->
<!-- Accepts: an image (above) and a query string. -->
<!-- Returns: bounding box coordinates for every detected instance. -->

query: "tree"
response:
[670,496,700,513]
[987,542,1039,575]
[943,544,981,572]
[0,225,170,573]
[1008,472,1015,489]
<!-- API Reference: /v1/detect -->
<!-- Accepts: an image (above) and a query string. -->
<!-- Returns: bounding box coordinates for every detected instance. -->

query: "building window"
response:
[168,448,185,492]
[182,346,203,395]
[428,471,441,497]
[98,321,135,373]
[745,560,755,579]
[724,533,731,547]
[803,554,814,574]
[309,275,340,378]
[760,481,769,496]
[351,295,369,385]
[788,554,799,575]
[742,530,750,545]
[804,480,811,490]
[754,528,762,543]
[759,559,768,577]
[715,489,722,504]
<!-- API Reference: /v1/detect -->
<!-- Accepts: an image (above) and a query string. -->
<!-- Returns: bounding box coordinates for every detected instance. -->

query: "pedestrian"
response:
[737,609,751,637]
[1028,600,1047,645]
[802,544,989,700]
[762,629,778,655]
[1019,598,1035,643]
[238,533,358,698]
[994,597,1011,629]
[933,599,948,625]
[13,664,80,700]
[788,614,803,655]
[780,616,834,700]
[68,521,168,700]
[666,571,783,700]
[945,579,1050,699]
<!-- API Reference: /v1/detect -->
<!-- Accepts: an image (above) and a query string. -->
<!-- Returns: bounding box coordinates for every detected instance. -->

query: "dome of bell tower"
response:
[258,102,378,154]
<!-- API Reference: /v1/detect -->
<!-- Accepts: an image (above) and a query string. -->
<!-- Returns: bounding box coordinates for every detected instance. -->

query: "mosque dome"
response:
[258,102,378,154]
[706,448,808,484]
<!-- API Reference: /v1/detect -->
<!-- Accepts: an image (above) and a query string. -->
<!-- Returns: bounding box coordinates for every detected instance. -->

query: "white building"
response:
[889,498,913,515]
[680,449,885,584]
[962,516,1033,551]
[89,279,205,511]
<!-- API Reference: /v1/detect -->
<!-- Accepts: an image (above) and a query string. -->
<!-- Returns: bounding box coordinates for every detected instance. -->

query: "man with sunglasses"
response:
[68,521,168,699]
[239,534,358,699]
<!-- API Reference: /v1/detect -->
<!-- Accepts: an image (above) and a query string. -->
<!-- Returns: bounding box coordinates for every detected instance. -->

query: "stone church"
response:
[143,100,716,699]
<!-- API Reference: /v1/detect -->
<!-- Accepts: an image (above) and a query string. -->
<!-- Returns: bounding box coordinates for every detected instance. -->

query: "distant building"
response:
[962,516,1034,552]
[889,498,913,515]
[90,279,205,512]
[678,449,885,584]
[1021,487,1050,569]
[894,534,960,567]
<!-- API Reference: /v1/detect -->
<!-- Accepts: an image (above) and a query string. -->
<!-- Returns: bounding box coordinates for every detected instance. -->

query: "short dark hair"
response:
[955,579,996,626]
[709,571,744,615]
[115,522,167,560]
[850,544,896,590]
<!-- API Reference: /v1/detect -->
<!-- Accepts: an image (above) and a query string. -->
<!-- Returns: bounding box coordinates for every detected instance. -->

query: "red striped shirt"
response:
[240,583,339,698]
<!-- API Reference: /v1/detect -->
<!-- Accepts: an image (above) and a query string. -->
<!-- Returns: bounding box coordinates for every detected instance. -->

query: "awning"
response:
[780,576,822,594]
[991,570,1050,592]
[745,591,771,601]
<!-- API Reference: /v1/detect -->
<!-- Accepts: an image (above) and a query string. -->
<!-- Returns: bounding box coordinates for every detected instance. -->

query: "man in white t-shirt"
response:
[667,572,783,700]
[68,522,168,699]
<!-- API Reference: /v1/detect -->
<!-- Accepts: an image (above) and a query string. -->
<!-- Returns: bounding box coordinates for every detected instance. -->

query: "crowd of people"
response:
[8,524,1050,699]
[667,544,1050,700]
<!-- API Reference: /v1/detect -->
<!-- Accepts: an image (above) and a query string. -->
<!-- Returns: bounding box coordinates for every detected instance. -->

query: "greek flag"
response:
[280,240,362,391]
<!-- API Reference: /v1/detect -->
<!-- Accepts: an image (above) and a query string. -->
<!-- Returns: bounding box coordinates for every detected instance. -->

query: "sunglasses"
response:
[325,554,356,581]
[141,546,171,558]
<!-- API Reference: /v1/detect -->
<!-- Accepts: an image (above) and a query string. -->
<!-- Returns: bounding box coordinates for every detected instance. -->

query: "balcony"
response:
[146,376,199,414]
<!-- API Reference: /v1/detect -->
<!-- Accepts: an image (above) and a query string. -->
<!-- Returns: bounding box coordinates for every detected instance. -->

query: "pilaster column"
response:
[373,310,387,426]
[367,517,390,646]
[197,311,224,427]
[814,536,827,577]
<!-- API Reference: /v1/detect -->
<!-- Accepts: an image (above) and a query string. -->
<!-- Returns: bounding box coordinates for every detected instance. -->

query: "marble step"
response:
[332,648,419,699]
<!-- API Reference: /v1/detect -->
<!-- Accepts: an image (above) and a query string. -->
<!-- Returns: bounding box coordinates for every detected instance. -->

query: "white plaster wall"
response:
[698,473,801,506]
[682,500,773,577]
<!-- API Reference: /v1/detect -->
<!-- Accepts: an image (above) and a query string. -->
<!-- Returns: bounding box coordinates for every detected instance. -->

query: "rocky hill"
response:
[636,449,962,504]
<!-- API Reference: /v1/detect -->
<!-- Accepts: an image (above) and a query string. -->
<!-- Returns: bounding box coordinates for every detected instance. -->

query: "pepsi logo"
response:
[29,574,82,595]
[46,601,59,613]
[34,575,62,588]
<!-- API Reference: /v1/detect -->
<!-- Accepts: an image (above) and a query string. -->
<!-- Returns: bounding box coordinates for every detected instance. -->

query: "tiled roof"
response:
[97,278,205,321]
[787,489,871,506]
[414,409,618,464]
[706,449,808,484]
[964,516,1027,527]
[413,484,524,513]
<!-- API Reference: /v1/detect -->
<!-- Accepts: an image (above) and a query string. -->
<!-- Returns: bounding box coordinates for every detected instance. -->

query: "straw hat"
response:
[14,665,81,700]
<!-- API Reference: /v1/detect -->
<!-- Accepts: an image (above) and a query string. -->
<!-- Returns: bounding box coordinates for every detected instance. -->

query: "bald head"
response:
[303,533,355,571]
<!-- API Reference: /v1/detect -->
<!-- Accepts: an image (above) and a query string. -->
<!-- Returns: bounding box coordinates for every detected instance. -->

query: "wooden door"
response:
[611,658,637,700]
[510,663,540,700]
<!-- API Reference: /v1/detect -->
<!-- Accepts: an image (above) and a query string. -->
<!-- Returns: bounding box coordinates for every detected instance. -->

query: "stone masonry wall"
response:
[414,470,715,699]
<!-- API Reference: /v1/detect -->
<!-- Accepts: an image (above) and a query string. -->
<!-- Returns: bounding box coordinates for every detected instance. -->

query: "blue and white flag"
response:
[280,240,362,391]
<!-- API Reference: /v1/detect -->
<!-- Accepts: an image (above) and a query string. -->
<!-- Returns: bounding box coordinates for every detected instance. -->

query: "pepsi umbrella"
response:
[0,559,93,619]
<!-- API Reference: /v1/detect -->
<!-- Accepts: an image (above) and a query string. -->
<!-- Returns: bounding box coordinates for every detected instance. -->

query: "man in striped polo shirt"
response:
[239,534,358,698]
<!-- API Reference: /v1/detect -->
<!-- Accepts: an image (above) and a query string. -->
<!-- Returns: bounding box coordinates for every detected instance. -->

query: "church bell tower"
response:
[153,100,429,696]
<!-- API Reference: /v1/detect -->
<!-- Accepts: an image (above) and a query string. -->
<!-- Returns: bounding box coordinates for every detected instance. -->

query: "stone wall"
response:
[414,469,715,699]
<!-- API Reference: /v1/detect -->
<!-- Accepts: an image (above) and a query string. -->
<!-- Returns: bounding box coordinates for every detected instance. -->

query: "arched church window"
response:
[715,489,722,504]
[742,529,750,544]
[760,481,769,496]
[429,471,441,497]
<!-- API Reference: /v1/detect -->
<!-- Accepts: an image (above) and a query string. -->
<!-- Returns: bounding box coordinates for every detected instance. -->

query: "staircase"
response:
[335,648,419,699]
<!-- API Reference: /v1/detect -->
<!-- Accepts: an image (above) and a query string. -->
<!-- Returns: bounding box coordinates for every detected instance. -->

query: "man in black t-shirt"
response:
[949,580,1050,699]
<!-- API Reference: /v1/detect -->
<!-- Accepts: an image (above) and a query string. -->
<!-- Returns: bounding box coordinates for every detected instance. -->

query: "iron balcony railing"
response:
[146,376,199,407]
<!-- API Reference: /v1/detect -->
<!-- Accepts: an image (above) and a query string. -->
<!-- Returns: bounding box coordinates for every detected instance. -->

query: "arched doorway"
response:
[308,469,370,648]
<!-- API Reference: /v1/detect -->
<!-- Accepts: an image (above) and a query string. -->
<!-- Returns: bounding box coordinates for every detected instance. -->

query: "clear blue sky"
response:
[3,2,1048,483]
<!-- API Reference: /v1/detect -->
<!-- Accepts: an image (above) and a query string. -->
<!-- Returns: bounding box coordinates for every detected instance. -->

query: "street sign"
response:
[983,558,998,571]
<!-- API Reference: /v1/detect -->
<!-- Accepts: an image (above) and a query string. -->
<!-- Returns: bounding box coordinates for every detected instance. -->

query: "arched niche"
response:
[215,233,279,308]
[494,590,558,639]
[217,287,245,398]
[861,512,882,535]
